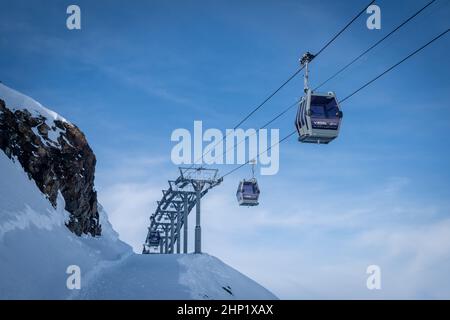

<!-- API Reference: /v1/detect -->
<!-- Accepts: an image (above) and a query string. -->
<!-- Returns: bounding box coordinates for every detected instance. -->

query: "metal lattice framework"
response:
[142,167,222,254]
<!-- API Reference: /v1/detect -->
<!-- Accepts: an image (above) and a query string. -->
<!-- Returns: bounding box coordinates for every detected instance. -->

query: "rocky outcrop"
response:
[0,98,101,236]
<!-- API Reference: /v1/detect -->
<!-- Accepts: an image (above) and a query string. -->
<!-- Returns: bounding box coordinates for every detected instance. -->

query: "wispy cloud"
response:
[95,152,175,252]
[198,175,450,299]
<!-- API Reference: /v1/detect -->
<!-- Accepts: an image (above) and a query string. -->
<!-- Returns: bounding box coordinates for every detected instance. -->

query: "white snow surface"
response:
[0,83,68,123]
[0,83,69,148]
[0,86,277,300]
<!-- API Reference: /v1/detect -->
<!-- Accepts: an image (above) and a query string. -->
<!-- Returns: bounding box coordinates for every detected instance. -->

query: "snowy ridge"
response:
[0,83,67,123]
[0,83,69,148]
[1,83,101,236]
[179,254,277,300]
[72,253,277,300]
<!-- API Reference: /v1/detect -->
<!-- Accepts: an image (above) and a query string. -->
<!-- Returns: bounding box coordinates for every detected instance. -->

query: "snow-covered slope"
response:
[0,151,131,299]
[0,83,101,236]
[0,151,276,300]
[0,85,277,300]
[74,254,276,300]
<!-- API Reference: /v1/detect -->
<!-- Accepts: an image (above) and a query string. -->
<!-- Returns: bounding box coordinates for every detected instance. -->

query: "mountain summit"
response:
[0,84,277,300]
[0,83,100,236]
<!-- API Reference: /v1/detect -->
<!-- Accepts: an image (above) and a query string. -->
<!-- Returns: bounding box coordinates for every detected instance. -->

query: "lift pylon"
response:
[142,167,222,254]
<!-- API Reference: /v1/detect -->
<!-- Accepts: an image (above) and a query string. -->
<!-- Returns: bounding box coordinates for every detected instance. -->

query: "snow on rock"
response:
[0,83,67,123]
[0,83,277,300]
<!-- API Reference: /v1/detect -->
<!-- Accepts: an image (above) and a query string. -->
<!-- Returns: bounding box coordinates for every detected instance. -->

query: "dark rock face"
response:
[0,99,101,236]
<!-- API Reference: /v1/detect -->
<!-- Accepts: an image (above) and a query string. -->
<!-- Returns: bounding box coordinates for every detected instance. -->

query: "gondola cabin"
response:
[236,178,260,206]
[148,231,161,247]
[295,90,343,144]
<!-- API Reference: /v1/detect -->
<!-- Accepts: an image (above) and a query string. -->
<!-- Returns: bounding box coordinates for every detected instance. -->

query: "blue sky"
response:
[1,0,450,298]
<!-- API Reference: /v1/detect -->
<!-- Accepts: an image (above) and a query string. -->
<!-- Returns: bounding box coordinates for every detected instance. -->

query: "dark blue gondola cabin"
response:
[295,90,343,144]
[236,179,260,206]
